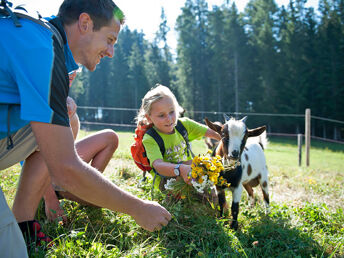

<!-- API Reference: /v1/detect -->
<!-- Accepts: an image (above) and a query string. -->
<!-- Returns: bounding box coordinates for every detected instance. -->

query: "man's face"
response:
[79,17,121,71]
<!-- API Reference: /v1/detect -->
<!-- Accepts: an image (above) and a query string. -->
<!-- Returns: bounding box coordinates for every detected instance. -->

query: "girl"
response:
[136,84,221,190]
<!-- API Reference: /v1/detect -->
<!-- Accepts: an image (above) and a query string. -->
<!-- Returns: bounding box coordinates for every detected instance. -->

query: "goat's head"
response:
[205,115,266,162]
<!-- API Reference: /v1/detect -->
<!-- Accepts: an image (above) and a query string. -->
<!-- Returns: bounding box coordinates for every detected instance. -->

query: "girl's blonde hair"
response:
[136,84,184,125]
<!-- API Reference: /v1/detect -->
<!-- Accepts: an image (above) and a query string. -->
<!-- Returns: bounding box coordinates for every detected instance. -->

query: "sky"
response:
[11,0,319,53]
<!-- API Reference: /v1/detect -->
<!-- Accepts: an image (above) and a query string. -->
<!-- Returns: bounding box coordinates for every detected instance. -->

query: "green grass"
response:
[0,131,343,257]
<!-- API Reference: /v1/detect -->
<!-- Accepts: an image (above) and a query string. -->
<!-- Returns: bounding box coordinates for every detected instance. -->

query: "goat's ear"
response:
[223,114,230,121]
[247,125,266,137]
[240,116,247,123]
[204,117,222,133]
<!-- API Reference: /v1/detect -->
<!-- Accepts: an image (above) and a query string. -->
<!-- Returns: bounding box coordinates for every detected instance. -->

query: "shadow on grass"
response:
[156,199,241,257]
[237,208,325,257]
[154,199,327,257]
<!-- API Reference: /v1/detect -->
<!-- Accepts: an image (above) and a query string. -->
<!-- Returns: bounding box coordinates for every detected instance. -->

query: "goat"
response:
[204,115,269,230]
[205,121,222,150]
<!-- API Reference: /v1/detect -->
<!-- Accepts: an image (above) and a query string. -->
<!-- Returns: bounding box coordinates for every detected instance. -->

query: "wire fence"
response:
[77,106,344,144]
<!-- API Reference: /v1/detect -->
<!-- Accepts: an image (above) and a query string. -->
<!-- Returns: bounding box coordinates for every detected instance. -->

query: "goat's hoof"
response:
[230,220,238,230]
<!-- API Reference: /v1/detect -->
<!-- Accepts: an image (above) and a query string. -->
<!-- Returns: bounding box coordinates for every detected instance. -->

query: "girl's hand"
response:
[179,164,192,185]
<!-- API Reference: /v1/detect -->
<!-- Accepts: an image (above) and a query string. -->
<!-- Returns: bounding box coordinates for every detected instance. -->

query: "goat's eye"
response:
[221,134,229,143]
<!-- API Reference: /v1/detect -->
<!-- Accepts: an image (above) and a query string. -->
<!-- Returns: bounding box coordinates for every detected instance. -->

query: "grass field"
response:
[0,130,343,257]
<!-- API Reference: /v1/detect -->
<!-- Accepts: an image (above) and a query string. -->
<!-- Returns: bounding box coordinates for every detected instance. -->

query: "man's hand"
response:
[131,200,171,232]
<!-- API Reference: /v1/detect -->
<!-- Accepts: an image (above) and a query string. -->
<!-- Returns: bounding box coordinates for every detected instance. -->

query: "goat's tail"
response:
[258,130,268,150]
[247,130,268,150]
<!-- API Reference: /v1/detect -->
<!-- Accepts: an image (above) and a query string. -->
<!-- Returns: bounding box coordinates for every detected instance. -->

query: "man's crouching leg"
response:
[0,188,28,258]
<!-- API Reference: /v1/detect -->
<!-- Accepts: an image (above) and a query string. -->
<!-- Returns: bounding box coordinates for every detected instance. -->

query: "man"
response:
[0,0,171,255]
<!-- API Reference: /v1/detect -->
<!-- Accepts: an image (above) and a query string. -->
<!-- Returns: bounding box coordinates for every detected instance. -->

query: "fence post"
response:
[305,108,311,166]
[298,134,302,166]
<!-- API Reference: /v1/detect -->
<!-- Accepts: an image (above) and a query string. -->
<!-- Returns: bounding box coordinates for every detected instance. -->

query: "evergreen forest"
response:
[70,0,344,140]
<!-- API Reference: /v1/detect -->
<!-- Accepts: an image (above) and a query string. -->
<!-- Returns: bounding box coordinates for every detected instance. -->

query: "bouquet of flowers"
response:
[164,151,239,197]
[189,153,228,194]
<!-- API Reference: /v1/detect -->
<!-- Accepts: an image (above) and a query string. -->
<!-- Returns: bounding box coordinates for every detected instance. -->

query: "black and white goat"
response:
[205,115,270,230]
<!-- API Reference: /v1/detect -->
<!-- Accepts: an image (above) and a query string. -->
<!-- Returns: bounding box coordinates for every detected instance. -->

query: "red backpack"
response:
[130,120,191,178]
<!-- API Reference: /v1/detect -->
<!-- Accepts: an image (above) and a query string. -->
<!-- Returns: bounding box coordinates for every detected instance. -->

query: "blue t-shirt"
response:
[0,15,72,139]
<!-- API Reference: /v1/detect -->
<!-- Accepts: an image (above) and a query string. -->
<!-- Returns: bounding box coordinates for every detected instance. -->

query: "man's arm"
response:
[31,121,171,231]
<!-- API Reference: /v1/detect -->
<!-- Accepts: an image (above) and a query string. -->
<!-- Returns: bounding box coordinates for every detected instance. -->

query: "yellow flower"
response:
[191,171,197,178]
[190,151,230,192]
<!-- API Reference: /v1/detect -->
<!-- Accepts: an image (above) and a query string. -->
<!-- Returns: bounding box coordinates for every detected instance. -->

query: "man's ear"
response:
[78,13,93,34]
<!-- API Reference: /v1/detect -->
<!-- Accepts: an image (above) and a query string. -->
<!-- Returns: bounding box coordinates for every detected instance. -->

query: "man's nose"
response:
[106,45,114,58]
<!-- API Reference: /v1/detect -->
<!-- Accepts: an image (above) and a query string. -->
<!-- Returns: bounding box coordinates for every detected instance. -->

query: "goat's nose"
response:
[231,150,239,158]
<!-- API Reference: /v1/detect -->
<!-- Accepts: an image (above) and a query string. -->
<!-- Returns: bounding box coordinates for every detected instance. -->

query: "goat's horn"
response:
[223,114,230,121]
[240,116,247,123]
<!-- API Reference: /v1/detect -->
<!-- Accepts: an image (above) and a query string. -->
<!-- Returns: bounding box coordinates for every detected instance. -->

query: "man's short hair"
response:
[58,0,125,31]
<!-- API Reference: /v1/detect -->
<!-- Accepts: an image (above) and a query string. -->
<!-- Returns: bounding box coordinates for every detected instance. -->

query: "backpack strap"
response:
[0,1,64,48]
[145,127,169,179]
[145,127,169,199]
[0,0,21,27]
[146,127,165,156]
[175,120,194,158]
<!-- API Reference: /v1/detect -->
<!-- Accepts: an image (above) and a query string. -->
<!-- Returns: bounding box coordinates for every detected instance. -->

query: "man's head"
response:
[58,0,125,30]
[58,0,125,71]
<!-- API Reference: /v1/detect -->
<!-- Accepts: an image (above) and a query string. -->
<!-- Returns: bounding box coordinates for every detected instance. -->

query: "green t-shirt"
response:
[142,117,208,166]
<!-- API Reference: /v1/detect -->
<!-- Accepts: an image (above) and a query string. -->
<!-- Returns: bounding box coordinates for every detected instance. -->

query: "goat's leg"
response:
[231,185,243,230]
[243,183,255,207]
[217,188,228,217]
[258,170,270,212]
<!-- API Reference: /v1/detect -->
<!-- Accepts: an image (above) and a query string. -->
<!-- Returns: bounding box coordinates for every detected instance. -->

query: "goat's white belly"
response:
[240,143,267,183]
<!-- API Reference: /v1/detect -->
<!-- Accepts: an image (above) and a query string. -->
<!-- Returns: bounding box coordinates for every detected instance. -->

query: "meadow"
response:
[0,130,343,257]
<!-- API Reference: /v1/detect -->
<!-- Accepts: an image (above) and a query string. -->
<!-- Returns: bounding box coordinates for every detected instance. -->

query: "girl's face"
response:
[146,96,177,134]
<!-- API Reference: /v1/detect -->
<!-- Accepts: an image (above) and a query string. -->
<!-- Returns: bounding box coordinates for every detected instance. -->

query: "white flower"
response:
[164,178,177,190]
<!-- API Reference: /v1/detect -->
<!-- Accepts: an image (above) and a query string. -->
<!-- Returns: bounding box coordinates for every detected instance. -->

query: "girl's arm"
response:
[152,159,191,184]
[205,128,221,140]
